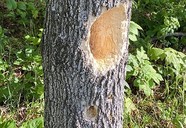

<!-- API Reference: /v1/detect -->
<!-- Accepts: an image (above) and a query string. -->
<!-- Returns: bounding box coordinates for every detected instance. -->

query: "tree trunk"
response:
[42,0,132,127]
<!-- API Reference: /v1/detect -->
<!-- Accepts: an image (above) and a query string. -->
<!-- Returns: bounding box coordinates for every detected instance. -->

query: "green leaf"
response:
[129,21,143,37]
[140,84,152,96]
[130,24,139,35]
[128,54,138,65]
[130,21,143,30]
[17,9,26,18]
[148,79,155,87]
[164,48,181,71]
[32,10,39,19]
[6,0,17,10]
[125,97,137,114]
[20,117,43,128]
[142,64,155,76]
[129,34,137,42]
[33,55,42,62]
[134,78,141,87]
[17,2,26,10]
[136,47,149,62]
[149,47,165,60]
[153,73,163,85]
[0,61,8,71]
[126,65,133,72]
[25,35,30,39]
[0,120,16,128]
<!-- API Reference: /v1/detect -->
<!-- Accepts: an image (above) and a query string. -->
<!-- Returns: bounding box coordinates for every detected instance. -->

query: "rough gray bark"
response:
[42,0,132,128]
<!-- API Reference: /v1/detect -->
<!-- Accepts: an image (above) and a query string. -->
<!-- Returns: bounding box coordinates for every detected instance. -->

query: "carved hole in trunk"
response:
[84,105,98,121]
[89,5,125,69]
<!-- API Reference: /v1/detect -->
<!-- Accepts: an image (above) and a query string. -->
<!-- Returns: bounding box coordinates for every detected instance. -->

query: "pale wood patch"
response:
[90,5,125,61]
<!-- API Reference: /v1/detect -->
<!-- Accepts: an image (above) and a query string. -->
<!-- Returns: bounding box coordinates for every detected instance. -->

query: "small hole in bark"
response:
[89,5,126,70]
[84,105,98,121]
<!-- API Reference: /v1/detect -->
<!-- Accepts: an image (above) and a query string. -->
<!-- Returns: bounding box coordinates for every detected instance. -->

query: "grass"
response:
[124,84,186,128]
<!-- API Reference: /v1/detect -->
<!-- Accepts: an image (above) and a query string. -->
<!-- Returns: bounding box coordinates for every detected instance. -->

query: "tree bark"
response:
[42,0,132,128]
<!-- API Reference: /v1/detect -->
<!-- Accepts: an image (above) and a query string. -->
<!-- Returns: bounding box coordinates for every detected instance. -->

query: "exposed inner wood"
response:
[89,5,125,67]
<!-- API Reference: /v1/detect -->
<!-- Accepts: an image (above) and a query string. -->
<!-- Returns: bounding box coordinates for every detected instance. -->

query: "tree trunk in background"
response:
[42,0,132,127]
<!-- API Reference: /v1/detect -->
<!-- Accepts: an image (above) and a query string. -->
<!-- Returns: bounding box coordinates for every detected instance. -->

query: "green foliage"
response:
[0,28,44,106]
[160,16,180,36]
[6,0,17,10]
[129,21,143,42]
[125,45,186,127]
[0,118,16,128]
[149,47,186,92]
[126,1,186,126]
[5,0,42,19]
[127,47,163,96]
[132,0,186,50]
[149,47,186,72]
[0,99,44,128]
[124,97,137,114]
[0,117,43,128]
[20,117,43,128]
[0,0,45,107]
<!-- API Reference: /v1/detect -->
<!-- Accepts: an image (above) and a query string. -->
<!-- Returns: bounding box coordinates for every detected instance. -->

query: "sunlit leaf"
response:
[125,97,137,114]
[149,47,165,60]
[129,34,137,41]
[130,21,143,30]
[6,0,17,10]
